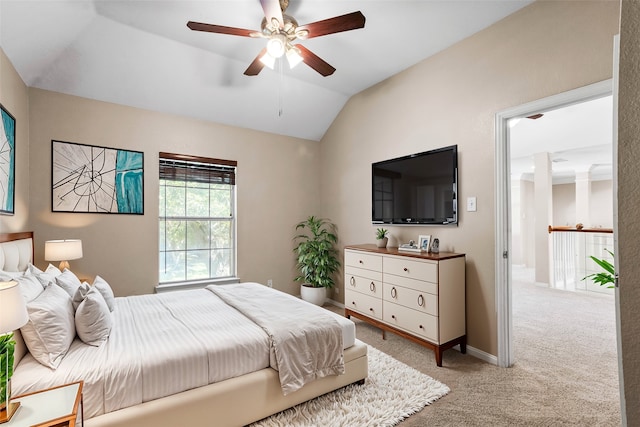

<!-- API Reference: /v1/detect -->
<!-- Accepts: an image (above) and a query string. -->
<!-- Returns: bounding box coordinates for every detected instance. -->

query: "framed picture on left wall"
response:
[51,140,144,214]
[0,103,16,215]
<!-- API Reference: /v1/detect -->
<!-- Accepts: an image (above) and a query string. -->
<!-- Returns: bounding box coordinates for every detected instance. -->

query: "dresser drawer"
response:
[383,301,438,343]
[344,269,382,298]
[345,250,382,271]
[383,273,438,295]
[383,256,437,282]
[345,290,383,320]
[383,283,438,316]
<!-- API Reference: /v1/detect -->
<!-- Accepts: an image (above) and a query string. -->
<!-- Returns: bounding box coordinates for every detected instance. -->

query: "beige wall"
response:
[320,1,619,356]
[617,0,640,424]
[0,48,29,233]
[27,89,320,297]
[552,180,613,228]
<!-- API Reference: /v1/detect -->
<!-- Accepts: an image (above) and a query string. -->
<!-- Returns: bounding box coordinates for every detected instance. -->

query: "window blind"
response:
[159,152,236,185]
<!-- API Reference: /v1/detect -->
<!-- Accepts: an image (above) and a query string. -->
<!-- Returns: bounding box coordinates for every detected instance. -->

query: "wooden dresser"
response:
[344,244,466,366]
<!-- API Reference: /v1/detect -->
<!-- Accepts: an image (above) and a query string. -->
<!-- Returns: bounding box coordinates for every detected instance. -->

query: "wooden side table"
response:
[6,381,83,427]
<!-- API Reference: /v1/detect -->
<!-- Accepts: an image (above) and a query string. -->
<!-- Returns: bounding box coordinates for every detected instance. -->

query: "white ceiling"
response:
[510,95,613,184]
[0,0,533,141]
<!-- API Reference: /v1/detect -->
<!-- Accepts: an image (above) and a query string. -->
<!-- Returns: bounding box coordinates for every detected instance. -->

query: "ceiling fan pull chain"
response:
[278,59,284,117]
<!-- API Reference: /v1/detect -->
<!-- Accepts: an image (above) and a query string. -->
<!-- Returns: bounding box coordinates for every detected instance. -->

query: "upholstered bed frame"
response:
[1,232,368,426]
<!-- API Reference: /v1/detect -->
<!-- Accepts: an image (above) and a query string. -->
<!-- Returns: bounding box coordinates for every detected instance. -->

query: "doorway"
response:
[494,79,613,367]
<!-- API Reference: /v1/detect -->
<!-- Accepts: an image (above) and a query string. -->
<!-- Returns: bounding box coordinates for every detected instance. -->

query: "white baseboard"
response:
[462,344,498,365]
[326,299,344,309]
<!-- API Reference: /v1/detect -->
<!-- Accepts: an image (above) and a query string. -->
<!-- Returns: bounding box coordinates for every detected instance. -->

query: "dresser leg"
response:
[460,336,467,354]
[435,348,443,367]
[382,329,386,340]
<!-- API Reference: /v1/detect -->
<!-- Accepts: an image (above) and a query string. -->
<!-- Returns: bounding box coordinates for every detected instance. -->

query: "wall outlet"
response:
[267,279,273,288]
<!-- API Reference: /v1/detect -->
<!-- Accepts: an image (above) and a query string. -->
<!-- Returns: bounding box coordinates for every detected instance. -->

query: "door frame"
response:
[494,79,613,367]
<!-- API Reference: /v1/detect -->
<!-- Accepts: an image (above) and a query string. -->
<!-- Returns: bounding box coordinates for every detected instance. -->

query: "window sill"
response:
[155,277,241,293]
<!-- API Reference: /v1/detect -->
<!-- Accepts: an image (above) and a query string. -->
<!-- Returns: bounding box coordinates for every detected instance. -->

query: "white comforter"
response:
[12,285,272,418]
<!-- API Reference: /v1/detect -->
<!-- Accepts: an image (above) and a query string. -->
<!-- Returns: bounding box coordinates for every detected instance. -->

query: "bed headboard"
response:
[0,231,34,368]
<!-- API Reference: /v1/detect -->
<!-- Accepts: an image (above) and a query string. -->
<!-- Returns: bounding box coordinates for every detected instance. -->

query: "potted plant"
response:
[375,228,388,248]
[0,334,16,414]
[583,249,615,289]
[293,216,340,306]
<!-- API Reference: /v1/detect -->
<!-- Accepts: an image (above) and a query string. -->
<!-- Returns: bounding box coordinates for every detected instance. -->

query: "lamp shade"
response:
[0,281,28,334]
[44,239,83,262]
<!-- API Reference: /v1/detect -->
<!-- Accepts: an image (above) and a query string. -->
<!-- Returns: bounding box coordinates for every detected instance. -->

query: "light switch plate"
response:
[467,196,477,212]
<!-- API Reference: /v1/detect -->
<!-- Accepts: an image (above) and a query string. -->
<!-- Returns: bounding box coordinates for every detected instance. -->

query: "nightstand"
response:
[7,381,83,427]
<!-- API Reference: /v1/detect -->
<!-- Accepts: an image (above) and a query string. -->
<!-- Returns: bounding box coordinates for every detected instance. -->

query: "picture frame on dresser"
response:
[51,140,144,214]
[0,103,16,215]
[418,235,431,252]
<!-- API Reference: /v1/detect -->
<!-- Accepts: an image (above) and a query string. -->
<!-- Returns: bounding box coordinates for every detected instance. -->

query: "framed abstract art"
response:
[51,140,144,214]
[0,103,16,215]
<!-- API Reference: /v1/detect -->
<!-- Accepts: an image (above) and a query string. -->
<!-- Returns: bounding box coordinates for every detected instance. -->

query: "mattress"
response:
[12,285,355,419]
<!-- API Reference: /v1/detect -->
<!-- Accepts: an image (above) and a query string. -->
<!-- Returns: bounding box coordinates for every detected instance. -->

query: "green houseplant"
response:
[0,333,16,412]
[293,216,340,305]
[583,249,615,289]
[375,228,388,248]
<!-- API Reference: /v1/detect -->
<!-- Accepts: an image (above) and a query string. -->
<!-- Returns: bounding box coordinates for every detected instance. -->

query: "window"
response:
[159,153,237,284]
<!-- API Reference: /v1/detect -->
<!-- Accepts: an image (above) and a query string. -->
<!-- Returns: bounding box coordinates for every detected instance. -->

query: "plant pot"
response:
[376,237,388,248]
[300,284,327,306]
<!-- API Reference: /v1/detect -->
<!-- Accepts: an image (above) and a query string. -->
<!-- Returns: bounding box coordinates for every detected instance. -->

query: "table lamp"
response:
[0,281,29,423]
[44,239,83,271]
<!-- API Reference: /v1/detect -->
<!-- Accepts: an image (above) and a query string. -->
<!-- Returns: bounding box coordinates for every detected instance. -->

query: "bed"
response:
[0,232,368,427]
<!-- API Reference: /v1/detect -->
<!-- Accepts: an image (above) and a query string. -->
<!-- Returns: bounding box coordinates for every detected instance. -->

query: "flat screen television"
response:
[372,145,458,225]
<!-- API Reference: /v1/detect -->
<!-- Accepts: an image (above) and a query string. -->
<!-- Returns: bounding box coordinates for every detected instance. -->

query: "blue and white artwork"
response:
[52,140,144,214]
[0,104,15,215]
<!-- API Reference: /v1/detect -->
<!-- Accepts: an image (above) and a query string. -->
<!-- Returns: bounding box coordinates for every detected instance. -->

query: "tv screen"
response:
[372,145,458,225]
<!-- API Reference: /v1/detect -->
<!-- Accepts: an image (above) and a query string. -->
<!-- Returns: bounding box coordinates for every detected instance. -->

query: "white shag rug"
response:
[249,345,450,427]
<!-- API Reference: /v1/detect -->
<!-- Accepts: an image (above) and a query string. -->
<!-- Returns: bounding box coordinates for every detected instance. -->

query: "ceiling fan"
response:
[187,0,365,77]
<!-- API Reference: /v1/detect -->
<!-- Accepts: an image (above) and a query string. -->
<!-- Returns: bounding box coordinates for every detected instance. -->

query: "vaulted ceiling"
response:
[0,0,532,141]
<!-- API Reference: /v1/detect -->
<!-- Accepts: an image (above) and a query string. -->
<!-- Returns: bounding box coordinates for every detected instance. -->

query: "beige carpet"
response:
[331,267,621,426]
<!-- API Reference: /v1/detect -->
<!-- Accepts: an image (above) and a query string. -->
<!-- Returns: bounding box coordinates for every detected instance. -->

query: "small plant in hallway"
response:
[583,248,615,288]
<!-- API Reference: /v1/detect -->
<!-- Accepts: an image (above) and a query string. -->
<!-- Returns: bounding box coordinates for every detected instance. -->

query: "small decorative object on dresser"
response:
[375,228,388,248]
[418,235,431,252]
[431,238,440,254]
[344,244,466,367]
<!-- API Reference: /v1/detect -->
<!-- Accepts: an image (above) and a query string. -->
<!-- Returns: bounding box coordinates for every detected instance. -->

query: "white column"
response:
[534,152,553,286]
[575,169,592,227]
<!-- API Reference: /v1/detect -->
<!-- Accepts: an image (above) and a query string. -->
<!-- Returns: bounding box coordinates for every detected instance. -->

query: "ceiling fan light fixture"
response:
[259,52,276,69]
[286,46,303,68]
[266,34,287,58]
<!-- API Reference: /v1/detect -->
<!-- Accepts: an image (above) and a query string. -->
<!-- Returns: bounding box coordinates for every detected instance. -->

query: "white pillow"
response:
[20,283,75,369]
[93,276,116,312]
[0,269,25,279]
[55,269,82,298]
[14,274,45,303]
[72,282,91,311]
[28,263,61,288]
[75,286,112,346]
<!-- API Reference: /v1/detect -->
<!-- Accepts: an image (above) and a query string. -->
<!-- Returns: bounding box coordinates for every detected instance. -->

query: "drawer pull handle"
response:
[419,325,424,329]
[359,260,364,264]
[369,282,376,292]
[369,307,374,312]
[403,267,408,272]
[391,287,397,298]
[350,276,356,286]
[391,314,396,319]
[351,301,356,305]
[418,294,425,307]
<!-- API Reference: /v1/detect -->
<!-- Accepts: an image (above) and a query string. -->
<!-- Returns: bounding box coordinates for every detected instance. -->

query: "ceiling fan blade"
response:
[297,11,365,39]
[260,0,284,29]
[187,21,255,37]
[244,48,268,76]
[296,45,335,77]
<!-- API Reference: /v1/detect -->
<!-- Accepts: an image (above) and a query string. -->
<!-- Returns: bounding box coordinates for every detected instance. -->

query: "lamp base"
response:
[0,401,20,424]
